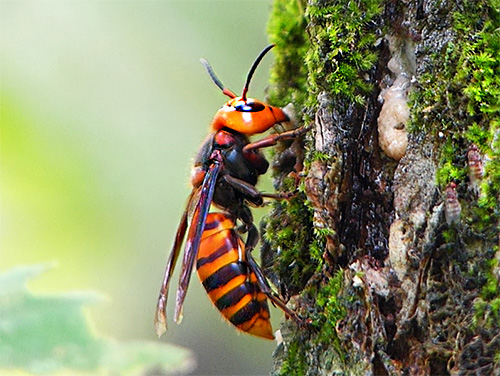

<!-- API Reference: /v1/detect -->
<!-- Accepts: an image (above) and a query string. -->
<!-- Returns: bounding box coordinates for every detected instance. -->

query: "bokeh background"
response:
[1,1,282,374]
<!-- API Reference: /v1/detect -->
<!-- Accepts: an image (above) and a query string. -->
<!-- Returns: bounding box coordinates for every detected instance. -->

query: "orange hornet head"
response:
[201,44,288,136]
[211,96,288,135]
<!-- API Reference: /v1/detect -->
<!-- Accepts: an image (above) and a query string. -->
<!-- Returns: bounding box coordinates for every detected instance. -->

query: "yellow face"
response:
[211,96,288,135]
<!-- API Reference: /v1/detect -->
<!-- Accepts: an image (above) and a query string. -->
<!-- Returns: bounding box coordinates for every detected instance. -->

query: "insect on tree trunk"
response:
[263,0,500,375]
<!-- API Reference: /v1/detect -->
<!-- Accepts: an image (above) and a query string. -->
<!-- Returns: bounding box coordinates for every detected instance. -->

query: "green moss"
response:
[481,252,500,300]
[431,0,500,345]
[278,339,308,376]
[266,0,315,292]
[275,269,348,374]
[267,1,384,371]
[310,150,334,163]
[267,0,309,108]
[454,4,500,118]
[459,1,500,238]
[473,296,500,330]
[411,1,499,215]
[305,0,382,106]
[441,228,458,244]
[313,227,336,238]
[309,237,327,269]
[436,158,467,186]
[268,0,384,283]
[411,0,500,239]
[482,273,499,300]
[263,193,317,292]
[313,269,346,346]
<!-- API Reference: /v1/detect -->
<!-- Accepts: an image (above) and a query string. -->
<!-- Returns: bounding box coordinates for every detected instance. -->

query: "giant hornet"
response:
[154,45,305,340]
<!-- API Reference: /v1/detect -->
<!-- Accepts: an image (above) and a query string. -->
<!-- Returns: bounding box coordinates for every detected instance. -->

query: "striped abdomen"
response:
[196,212,273,339]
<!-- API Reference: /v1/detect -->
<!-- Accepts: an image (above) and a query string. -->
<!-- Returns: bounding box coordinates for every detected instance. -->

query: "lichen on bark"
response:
[264,0,500,375]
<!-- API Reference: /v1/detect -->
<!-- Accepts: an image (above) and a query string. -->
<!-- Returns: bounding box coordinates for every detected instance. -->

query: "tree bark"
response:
[264,0,500,375]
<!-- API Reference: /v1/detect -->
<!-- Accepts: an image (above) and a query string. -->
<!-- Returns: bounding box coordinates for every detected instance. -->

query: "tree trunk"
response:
[264,0,500,374]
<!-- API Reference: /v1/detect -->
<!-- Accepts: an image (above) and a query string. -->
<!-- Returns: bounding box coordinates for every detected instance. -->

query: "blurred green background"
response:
[1,1,282,374]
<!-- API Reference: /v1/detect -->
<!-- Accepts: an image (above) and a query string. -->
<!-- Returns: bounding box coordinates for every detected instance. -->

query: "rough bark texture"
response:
[264,0,500,375]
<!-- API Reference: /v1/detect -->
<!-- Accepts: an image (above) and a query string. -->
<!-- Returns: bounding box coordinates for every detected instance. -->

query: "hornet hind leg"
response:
[238,207,303,325]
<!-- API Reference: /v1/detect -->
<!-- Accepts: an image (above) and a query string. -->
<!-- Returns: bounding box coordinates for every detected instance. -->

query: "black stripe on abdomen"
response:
[229,299,263,326]
[203,218,221,231]
[196,232,239,269]
[202,262,247,292]
[215,282,256,311]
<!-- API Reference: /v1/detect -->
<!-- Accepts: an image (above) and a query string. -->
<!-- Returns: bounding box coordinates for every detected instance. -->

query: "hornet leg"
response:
[243,126,310,152]
[238,207,302,324]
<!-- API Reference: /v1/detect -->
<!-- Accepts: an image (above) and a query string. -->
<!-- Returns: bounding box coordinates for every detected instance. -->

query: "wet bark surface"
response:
[266,0,500,374]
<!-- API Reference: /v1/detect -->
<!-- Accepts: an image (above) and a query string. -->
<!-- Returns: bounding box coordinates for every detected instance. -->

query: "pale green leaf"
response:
[0,264,195,375]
